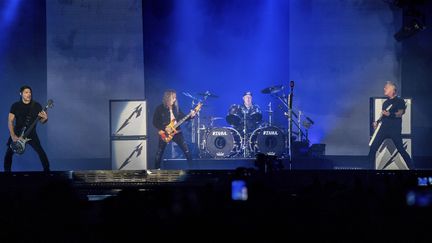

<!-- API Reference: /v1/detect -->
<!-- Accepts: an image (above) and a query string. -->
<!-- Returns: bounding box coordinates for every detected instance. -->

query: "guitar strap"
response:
[21,101,41,138]
[24,101,36,127]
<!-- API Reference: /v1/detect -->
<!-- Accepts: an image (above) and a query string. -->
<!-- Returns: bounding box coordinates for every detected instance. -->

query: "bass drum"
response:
[249,126,285,156]
[205,127,242,158]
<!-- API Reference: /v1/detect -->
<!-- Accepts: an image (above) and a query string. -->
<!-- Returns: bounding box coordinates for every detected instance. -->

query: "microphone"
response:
[288,81,294,109]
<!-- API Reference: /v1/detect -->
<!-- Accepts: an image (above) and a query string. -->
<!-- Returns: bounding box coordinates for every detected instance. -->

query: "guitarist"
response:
[3,85,50,173]
[153,90,196,169]
[368,81,414,169]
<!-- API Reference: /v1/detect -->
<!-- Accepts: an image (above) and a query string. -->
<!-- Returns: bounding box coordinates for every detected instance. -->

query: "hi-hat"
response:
[261,85,284,94]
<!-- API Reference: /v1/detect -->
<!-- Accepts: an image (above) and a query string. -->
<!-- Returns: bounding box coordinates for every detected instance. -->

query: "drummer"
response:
[233,91,262,134]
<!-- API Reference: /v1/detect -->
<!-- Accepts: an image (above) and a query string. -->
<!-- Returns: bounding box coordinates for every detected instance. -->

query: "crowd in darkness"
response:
[0,170,430,242]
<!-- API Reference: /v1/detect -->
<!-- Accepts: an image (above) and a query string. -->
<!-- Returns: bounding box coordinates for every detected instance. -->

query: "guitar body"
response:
[10,137,31,155]
[158,102,203,143]
[158,120,178,143]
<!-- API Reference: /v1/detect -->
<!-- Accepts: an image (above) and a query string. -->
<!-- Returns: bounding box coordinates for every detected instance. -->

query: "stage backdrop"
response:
[46,0,144,170]
[144,0,402,168]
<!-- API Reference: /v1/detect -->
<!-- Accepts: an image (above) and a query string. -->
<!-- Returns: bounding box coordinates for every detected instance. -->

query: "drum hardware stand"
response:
[183,91,213,158]
[242,108,250,158]
[297,110,302,142]
[287,81,294,169]
[274,82,294,169]
[191,99,197,144]
[190,99,203,152]
[263,83,315,167]
[267,102,273,126]
[183,91,200,145]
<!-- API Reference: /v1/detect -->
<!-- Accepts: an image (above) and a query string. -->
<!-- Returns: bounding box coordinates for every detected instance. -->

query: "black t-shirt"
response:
[381,96,406,129]
[10,100,43,137]
[235,104,262,134]
[152,104,187,131]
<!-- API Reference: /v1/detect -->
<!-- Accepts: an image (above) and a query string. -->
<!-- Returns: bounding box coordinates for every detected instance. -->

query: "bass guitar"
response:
[10,99,54,154]
[159,102,202,143]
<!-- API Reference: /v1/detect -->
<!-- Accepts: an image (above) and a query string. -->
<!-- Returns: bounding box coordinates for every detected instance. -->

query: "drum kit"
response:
[183,85,313,160]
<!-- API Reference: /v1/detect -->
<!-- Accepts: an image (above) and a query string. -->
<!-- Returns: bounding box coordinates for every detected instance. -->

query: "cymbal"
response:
[197,91,218,98]
[261,85,284,94]
[182,92,199,101]
[202,116,223,120]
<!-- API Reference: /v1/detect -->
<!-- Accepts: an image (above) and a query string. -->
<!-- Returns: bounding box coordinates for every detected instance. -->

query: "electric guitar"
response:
[159,102,202,143]
[369,104,392,146]
[10,99,54,154]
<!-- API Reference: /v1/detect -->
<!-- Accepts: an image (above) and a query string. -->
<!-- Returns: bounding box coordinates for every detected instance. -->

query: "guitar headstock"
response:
[46,99,54,109]
[194,102,203,112]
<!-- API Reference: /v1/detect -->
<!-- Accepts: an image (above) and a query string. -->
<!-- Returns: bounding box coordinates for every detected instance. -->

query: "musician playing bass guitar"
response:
[4,85,50,173]
[153,89,197,170]
[368,81,414,169]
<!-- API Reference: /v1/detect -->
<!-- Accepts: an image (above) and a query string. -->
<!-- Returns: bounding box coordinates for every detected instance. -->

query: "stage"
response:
[162,156,432,171]
[1,0,432,241]
[1,168,430,199]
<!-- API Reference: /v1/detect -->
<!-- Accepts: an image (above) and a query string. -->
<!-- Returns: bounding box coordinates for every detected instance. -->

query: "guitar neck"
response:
[376,104,393,123]
[23,117,40,138]
[173,113,192,129]
[172,103,202,130]
[22,106,48,138]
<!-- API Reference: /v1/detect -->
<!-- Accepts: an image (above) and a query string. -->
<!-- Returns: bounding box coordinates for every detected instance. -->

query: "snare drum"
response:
[205,127,242,158]
[249,126,285,156]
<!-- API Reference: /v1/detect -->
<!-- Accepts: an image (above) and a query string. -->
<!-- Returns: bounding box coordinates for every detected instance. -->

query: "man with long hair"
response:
[153,89,195,169]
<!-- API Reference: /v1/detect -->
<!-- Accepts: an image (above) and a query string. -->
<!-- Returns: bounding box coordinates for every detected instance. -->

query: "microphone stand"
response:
[297,110,302,142]
[191,99,196,144]
[271,83,295,169]
[287,81,294,170]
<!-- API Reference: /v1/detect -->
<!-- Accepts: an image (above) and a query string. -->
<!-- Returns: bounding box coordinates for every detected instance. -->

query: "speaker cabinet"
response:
[110,100,147,170]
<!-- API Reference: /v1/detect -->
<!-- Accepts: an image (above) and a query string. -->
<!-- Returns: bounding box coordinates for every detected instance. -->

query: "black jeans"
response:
[155,132,192,169]
[368,126,414,170]
[4,135,50,172]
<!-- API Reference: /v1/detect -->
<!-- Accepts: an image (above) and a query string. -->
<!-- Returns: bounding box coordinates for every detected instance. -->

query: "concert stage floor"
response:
[0,168,429,196]
[163,155,432,170]
[162,157,335,170]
